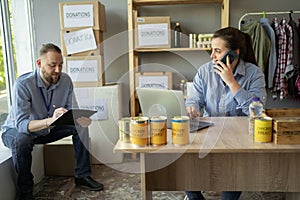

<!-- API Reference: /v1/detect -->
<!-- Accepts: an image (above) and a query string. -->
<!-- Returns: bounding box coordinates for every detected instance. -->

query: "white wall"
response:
[13,0,300,114]
[0,159,17,200]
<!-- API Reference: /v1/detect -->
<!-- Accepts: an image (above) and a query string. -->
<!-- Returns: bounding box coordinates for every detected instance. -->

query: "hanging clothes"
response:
[284,18,294,80]
[296,74,300,99]
[272,17,293,100]
[240,21,271,74]
[288,13,300,97]
[288,13,300,69]
[260,17,277,89]
[298,17,300,38]
[239,11,300,100]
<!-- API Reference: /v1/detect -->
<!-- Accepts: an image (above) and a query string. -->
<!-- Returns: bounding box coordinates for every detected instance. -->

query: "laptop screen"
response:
[136,88,187,128]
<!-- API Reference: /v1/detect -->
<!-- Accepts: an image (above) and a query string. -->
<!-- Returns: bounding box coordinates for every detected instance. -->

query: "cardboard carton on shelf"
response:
[60,28,103,57]
[64,55,105,87]
[59,0,106,32]
[135,16,171,49]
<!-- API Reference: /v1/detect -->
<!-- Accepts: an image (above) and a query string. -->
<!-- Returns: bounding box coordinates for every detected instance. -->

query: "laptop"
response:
[136,87,213,132]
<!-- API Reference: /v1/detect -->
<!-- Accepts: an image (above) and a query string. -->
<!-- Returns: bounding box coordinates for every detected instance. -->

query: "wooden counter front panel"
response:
[144,152,300,192]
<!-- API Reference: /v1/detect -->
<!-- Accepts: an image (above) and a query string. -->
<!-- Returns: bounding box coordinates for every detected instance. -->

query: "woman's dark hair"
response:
[39,43,61,57]
[212,27,257,65]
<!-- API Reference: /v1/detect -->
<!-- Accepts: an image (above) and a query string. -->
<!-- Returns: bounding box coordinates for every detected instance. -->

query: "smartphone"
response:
[219,50,238,65]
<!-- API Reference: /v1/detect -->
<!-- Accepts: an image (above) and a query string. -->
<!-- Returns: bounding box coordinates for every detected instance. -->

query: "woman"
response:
[185,27,267,199]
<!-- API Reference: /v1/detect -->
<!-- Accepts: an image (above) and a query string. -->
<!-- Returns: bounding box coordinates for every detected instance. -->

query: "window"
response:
[0,0,17,125]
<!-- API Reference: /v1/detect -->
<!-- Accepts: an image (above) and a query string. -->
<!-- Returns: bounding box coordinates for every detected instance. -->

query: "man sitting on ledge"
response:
[1,43,103,200]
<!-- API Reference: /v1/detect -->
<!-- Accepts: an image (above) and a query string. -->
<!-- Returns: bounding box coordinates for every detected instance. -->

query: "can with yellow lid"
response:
[150,116,167,146]
[254,117,273,142]
[172,116,189,145]
[130,116,149,146]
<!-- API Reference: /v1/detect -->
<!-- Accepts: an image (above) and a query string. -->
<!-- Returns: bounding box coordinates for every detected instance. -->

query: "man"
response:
[1,43,103,200]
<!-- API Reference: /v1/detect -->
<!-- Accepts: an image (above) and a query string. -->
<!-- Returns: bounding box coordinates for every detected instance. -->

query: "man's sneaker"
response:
[75,176,104,191]
[19,192,34,200]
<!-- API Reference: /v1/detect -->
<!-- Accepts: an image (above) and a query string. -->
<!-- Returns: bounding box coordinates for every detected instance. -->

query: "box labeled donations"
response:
[65,55,105,87]
[74,84,124,164]
[59,0,106,32]
[135,16,170,48]
[60,28,103,56]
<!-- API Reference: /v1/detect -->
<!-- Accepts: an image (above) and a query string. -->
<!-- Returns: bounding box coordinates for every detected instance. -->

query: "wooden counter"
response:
[114,117,300,200]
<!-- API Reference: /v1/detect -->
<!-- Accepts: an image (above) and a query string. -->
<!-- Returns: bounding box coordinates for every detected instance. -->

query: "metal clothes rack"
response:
[238,10,300,29]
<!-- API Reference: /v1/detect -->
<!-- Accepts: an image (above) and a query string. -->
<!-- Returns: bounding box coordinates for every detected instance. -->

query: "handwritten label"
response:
[63,28,97,54]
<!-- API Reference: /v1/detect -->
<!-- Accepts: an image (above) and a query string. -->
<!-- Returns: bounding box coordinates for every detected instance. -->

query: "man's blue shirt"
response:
[1,69,77,135]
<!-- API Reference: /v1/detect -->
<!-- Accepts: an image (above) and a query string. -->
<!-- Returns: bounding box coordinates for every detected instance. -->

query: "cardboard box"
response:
[44,136,75,176]
[65,55,105,87]
[59,0,106,32]
[61,28,103,57]
[135,16,171,49]
[265,108,300,144]
[74,84,124,164]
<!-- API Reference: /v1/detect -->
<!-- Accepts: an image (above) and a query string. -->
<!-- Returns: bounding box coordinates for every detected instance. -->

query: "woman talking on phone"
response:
[185,27,266,199]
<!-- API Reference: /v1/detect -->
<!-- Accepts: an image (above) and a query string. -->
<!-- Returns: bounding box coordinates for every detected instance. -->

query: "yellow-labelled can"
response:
[254,117,273,142]
[130,116,149,146]
[172,116,189,145]
[119,117,131,143]
[150,116,167,146]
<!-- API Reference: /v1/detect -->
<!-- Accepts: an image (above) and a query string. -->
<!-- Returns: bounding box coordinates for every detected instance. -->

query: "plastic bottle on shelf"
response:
[174,22,182,48]
[248,97,264,136]
[189,33,193,48]
[180,79,187,98]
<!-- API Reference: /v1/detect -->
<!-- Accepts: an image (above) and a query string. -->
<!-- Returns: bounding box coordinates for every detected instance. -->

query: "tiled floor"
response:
[33,155,286,200]
[34,157,186,200]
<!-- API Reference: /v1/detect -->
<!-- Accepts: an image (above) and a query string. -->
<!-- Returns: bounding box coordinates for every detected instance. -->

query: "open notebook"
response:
[136,88,213,132]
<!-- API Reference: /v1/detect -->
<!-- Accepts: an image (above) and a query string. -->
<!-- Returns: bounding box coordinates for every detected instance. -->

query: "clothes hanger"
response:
[289,10,293,21]
[281,17,286,25]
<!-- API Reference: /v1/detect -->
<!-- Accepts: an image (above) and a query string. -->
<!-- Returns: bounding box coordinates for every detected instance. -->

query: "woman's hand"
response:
[186,106,199,119]
[214,56,236,85]
[214,56,241,94]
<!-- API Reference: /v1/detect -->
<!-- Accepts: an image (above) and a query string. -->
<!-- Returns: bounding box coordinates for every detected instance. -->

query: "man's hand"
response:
[76,117,92,128]
[52,107,68,119]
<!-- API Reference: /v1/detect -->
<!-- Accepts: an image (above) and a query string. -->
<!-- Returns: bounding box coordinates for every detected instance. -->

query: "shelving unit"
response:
[128,0,230,116]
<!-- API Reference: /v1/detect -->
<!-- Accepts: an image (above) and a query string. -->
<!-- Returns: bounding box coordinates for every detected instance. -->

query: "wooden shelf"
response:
[128,0,229,116]
[132,0,224,6]
[135,47,211,52]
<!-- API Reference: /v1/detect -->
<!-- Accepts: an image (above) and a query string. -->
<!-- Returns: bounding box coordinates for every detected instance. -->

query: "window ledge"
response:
[0,139,11,164]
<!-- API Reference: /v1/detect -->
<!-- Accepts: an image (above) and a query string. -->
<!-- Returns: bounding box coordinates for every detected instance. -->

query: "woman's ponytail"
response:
[241,32,258,65]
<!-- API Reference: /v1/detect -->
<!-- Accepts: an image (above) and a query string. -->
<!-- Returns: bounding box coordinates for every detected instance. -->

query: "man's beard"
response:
[42,68,60,85]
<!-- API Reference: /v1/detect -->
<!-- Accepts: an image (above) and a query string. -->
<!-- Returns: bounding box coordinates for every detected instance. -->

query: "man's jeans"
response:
[185,191,241,200]
[1,125,91,193]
